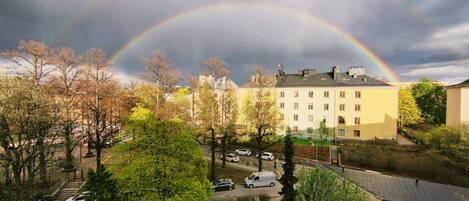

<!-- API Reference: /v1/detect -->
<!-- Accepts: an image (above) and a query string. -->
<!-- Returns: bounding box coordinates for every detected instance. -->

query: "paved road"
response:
[204,145,469,201]
[328,166,469,201]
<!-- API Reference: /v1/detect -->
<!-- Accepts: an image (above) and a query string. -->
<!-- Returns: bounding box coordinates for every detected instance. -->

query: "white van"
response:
[244,171,277,188]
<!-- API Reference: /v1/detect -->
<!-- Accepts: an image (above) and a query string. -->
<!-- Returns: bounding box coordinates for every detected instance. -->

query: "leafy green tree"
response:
[411,79,446,125]
[245,66,279,171]
[113,120,210,201]
[82,165,118,201]
[279,131,297,201]
[399,89,422,127]
[0,77,57,186]
[415,124,469,163]
[296,168,367,201]
[318,120,331,141]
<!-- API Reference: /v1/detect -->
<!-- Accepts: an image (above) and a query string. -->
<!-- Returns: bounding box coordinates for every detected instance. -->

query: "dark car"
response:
[212,179,235,192]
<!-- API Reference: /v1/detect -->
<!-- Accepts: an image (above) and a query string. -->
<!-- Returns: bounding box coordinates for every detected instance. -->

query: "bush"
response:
[82,165,118,201]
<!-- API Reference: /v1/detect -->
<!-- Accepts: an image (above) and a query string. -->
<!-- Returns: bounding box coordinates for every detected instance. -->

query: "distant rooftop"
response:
[275,66,390,87]
[448,79,469,88]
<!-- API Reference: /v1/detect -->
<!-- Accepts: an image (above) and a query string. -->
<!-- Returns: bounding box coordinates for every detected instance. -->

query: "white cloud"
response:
[400,59,469,84]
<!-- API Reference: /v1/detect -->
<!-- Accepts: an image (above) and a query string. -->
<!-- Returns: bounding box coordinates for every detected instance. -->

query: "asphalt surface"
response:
[204,145,469,201]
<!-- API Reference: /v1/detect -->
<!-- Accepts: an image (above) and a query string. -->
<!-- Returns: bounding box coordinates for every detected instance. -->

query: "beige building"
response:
[275,66,398,140]
[446,79,469,126]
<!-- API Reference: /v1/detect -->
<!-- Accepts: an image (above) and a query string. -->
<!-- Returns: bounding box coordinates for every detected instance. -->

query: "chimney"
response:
[348,66,365,78]
[276,64,286,81]
[332,66,340,80]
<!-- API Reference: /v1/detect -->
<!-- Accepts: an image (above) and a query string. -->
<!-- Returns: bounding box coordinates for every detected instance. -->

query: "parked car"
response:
[235,149,252,156]
[65,191,96,201]
[256,152,275,160]
[244,171,276,188]
[212,179,235,192]
[221,153,240,163]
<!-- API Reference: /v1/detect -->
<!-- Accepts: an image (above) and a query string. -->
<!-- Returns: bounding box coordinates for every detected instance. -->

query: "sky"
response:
[1,0,469,84]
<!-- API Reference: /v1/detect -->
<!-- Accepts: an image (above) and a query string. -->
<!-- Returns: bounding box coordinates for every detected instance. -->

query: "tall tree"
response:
[220,84,238,168]
[143,50,181,117]
[196,57,231,180]
[279,130,297,201]
[0,77,57,186]
[113,121,211,201]
[48,47,83,171]
[83,48,118,169]
[411,79,446,125]
[398,89,422,127]
[195,81,219,182]
[0,39,52,85]
[245,66,278,171]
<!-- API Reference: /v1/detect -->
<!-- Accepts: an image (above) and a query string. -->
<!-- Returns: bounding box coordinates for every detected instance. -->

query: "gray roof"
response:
[275,70,390,87]
[448,79,469,88]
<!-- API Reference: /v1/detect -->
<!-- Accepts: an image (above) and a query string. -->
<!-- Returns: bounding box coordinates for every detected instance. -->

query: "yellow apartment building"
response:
[446,79,469,126]
[274,66,398,140]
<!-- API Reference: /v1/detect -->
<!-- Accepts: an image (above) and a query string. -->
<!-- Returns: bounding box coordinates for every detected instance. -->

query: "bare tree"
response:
[245,66,278,171]
[83,48,118,169]
[0,39,53,85]
[47,47,83,171]
[202,57,230,79]
[220,84,238,168]
[143,50,181,117]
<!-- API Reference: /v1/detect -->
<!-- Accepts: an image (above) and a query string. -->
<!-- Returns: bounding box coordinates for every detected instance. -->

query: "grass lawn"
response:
[208,163,251,184]
[292,138,312,145]
[292,138,335,146]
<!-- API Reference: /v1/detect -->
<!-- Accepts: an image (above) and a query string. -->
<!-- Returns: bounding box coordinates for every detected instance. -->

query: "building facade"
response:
[275,66,398,140]
[446,79,469,126]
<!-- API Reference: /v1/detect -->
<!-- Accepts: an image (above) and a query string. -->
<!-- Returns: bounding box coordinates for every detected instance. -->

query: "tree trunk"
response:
[210,128,216,182]
[64,123,74,170]
[257,126,263,172]
[221,132,226,168]
[37,136,47,186]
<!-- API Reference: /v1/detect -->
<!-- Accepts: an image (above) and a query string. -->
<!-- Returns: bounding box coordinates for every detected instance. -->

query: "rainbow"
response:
[110,2,400,82]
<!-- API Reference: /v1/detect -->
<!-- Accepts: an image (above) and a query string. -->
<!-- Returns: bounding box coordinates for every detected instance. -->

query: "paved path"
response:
[328,165,469,201]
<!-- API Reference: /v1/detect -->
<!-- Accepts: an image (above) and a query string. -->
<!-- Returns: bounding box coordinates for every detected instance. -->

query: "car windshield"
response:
[263,153,269,156]
[248,173,256,180]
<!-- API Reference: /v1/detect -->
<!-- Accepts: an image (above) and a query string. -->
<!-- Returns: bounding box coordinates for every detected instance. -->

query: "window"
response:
[355,91,361,98]
[293,126,298,132]
[355,104,361,111]
[308,115,314,122]
[280,91,285,98]
[307,127,314,133]
[354,130,361,137]
[280,102,285,108]
[338,116,345,124]
[294,91,298,98]
[340,91,345,98]
[338,129,345,136]
[355,117,360,125]
[324,91,329,98]
[339,104,345,111]
[324,104,329,111]
[294,102,299,109]
[309,91,314,98]
[308,103,313,110]
[293,114,298,121]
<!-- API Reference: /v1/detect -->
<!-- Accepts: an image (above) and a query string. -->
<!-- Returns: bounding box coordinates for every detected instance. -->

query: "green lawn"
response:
[292,138,335,146]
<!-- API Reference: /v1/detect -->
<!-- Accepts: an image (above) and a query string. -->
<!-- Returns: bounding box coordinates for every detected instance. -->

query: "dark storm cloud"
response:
[1,0,468,83]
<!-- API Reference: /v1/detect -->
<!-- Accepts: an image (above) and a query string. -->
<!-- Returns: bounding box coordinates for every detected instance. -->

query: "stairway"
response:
[55,181,84,201]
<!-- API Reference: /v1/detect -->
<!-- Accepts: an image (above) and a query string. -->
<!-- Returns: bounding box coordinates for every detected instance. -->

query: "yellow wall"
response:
[447,87,469,126]
[333,87,398,140]
[446,88,461,126]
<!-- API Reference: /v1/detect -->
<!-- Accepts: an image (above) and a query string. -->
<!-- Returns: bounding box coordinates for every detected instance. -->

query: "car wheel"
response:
[230,186,234,190]
[249,184,254,189]
[270,182,275,187]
